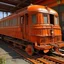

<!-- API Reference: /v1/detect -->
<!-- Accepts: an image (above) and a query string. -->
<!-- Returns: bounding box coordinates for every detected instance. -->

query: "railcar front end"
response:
[27,5,64,55]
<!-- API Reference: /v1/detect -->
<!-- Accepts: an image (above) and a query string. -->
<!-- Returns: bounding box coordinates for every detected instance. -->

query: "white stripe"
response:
[38,8,48,13]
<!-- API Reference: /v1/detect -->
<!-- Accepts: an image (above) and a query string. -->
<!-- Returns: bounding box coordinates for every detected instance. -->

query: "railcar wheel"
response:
[25,45,34,55]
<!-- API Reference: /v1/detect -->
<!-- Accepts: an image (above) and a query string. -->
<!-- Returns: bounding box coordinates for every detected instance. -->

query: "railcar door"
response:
[20,14,29,40]
[20,16,24,39]
[24,14,29,40]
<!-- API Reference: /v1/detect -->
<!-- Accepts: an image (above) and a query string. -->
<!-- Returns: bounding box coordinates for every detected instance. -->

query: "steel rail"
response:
[43,55,64,64]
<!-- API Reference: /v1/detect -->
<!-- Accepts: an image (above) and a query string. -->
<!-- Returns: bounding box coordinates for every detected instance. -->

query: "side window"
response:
[43,14,48,24]
[9,20,12,26]
[20,16,24,24]
[3,21,4,27]
[10,19,13,26]
[9,18,17,26]
[3,20,10,27]
[6,21,9,26]
[12,18,16,26]
[3,21,6,27]
[32,14,37,24]
[7,20,10,26]
[0,22,2,27]
[1,22,3,27]
[13,18,17,26]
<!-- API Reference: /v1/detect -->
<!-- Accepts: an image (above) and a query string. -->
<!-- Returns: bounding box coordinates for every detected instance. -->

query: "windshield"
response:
[31,13,59,25]
[43,14,48,24]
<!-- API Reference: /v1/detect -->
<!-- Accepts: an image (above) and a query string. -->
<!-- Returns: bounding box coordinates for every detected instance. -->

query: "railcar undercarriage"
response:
[0,34,64,56]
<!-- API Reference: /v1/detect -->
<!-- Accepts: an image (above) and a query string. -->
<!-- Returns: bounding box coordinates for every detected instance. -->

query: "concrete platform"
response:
[0,40,29,64]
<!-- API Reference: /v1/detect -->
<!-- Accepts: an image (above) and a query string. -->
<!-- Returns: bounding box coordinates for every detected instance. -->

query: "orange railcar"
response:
[0,5,64,55]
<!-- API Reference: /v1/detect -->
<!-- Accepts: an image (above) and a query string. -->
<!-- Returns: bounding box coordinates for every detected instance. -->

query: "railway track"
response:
[8,45,55,64]
[2,39,64,64]
[8,44,64,64]
[43,55,64,64]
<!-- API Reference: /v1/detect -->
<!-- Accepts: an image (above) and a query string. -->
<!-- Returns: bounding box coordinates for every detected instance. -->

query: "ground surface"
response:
[0,40,29,64]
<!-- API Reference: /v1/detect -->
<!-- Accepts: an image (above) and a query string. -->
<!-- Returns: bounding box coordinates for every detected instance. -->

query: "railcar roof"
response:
[27,5,58,16]
[0,5,58,21]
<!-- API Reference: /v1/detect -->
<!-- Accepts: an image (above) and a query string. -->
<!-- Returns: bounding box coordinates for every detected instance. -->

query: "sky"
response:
[0,11,11,19]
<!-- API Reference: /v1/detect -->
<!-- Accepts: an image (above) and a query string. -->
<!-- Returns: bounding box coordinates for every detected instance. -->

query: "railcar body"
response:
[0,5,64,55]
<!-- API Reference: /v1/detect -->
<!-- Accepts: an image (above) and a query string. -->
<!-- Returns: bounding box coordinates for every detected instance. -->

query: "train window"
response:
[10,19,13,26]
[50,14,54,25]
[3,22,4,27]
[55,16,59,25]
[13,19,16,26]
[3,21,6,27]
[9,20,11,26]
[9,18,17,26]
[20,16,24,24]
[8,20,10,26]
[0,22,2,27]
[32,14,37,24]
[0,23,1,27]
[43,14,48,24]
[6,21,8,26]
[1,22,3,27]
[12,18,17,26]
[5,20,9,27]
[16,18,18,25]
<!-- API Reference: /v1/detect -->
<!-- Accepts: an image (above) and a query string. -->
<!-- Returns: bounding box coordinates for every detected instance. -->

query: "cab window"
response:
[55,16,59,25]
[32,14,37,24]
[50,14,54,25]
[43,14,48,24]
